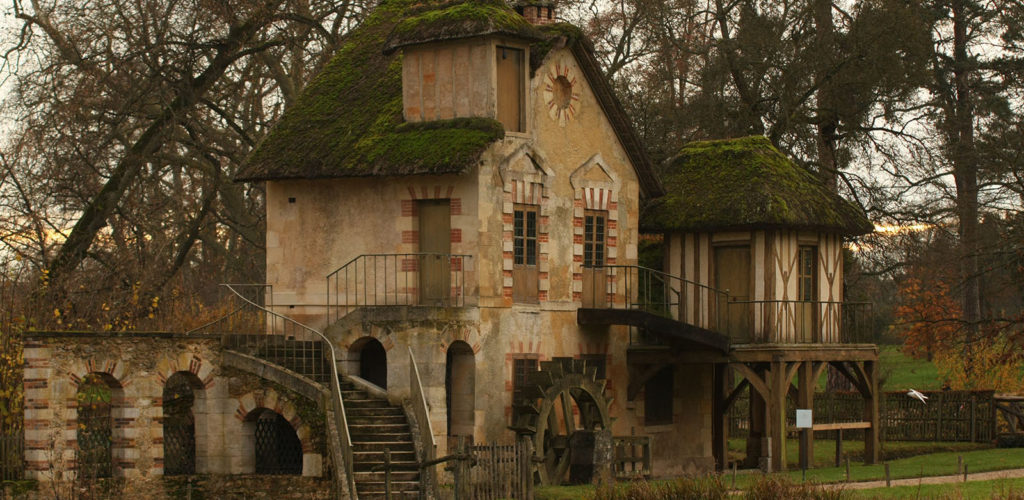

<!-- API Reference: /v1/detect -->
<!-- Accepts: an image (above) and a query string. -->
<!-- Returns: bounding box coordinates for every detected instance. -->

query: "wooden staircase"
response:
[340,377,421,499]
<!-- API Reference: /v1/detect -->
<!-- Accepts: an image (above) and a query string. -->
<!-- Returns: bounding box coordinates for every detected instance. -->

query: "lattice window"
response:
[163,374,196,476]
[584,210,606,268]
[798,246,817,302]
[76,374,113,478]
[512,358,538,403]
[254,411,302,475]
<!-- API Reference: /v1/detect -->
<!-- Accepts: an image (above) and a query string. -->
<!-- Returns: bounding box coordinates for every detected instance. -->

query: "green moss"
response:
[529,23,585,76]
[239,0,508,181]
[642,136,872,235]
[386,0,541,52]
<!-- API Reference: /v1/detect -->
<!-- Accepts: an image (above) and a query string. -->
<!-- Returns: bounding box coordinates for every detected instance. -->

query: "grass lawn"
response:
[850,477,1024,499]
[538,447,1024,499]
[728,447,1024,489]
[726,438,987,469]
[879,344,942,391]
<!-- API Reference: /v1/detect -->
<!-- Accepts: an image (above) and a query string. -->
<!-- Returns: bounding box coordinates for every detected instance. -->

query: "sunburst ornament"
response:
[542,62,581,126]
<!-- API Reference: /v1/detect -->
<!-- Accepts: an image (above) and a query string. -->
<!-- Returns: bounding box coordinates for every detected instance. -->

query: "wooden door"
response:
[419,200,451,305]
[715,246,751,342]
[496,46,524,132]
[796,246,818,342]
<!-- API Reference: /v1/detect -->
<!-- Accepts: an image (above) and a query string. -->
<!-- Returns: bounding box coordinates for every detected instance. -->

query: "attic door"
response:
[419,200,451,305]
[715,246,751,342]
[496,46,525,132]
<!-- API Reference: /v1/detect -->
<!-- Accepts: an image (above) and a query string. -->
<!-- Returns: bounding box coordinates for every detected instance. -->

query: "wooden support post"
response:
[835,428,843,467]
[712,363,729,471]
[863,360,880,465]
[798,361,814,470]
[769,360,788,472]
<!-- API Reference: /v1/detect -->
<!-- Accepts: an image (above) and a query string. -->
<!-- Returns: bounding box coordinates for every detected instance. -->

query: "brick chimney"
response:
[514,1,556,25]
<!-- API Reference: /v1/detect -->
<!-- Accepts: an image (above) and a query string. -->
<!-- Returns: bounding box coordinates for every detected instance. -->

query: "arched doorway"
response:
[352,337,387,389]
[76,373,123,478]
[163,372,204,475]
[446,341,475,440]
[247,409,302,475]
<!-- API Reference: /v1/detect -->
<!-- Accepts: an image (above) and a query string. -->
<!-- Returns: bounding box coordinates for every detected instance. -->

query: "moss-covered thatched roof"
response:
[238,0,507,181]
[383,0,542,54]
[238,0,663,197]
[642,136,872,236]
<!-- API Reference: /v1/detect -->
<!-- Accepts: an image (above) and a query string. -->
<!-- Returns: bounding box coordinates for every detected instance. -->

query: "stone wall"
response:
[23,333,328,482]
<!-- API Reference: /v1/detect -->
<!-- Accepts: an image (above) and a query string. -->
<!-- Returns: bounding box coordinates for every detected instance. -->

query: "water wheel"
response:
[510,357,612,485]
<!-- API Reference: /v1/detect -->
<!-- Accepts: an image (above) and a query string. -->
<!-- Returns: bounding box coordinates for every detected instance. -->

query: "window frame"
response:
[583,209,607,268]
[797,246,817,302]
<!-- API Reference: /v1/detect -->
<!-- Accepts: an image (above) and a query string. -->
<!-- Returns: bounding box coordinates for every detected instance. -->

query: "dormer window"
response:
[496,46,525,132]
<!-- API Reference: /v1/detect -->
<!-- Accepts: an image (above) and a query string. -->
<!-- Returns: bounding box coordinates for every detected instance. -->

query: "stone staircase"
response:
[340,377,421,499]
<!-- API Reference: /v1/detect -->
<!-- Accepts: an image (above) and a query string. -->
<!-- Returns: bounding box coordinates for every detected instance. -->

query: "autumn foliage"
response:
[895,277,1024,392]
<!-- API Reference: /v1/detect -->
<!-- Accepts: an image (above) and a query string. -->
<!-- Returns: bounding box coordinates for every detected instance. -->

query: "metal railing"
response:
[326,253,473,325]
[187,285,357,497]
[582,265,731,332]
[408,347,437,498]
[721,300,875,344]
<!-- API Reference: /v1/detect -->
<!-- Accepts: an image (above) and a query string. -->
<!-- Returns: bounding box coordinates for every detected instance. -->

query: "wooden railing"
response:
[582,265,730,332]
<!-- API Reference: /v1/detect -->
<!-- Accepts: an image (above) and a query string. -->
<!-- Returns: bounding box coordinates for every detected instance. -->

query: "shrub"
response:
[589,476,727,500]
[745,475,846,500]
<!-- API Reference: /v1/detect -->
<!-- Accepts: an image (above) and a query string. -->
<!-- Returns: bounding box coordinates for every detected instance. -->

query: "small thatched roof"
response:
[642,136,872,236]
[383,0,543,54]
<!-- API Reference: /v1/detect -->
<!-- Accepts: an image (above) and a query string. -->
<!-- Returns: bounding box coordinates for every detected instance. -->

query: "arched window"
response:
[76,373,117,478]
[163,372,202,475]
[251,410,302,475]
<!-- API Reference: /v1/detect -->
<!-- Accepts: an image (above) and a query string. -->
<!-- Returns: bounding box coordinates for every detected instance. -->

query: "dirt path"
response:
[828,468,1024,490]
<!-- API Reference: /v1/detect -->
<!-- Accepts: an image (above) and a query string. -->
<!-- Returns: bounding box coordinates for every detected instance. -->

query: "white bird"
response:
[907,389,929,404]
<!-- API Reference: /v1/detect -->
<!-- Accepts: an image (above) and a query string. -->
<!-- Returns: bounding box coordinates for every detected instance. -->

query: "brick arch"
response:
[155,351,216,389]
[233,388,321,476]
[438,325,483,355]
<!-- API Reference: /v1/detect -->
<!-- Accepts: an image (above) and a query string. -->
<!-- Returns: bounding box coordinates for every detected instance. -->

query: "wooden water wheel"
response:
[510,357,613,485]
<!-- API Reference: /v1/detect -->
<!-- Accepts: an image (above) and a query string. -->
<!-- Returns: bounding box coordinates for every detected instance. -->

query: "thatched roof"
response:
[383,0,543,54]
[642,136,872,236]
[237,0,663,198]
[238,0,507,181]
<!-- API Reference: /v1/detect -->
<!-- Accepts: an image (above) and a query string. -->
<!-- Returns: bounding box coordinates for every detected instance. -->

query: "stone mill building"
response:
[21,0,880,497]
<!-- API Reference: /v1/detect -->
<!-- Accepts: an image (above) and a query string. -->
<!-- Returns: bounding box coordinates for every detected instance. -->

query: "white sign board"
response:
[796,409,813,429]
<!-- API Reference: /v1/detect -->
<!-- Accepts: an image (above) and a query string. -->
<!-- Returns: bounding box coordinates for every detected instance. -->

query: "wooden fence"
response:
[466,442,532,500]
[729,390,996,443]
[0,432,22,481]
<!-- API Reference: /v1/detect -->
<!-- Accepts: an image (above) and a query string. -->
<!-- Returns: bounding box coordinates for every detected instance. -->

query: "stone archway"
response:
[162,371,205,475]
[445,341,475,440]
[350,337,388,389]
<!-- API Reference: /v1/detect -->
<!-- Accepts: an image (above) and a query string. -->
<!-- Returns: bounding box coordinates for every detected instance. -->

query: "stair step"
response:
[348,415,407,425]
[353,460,419,471]
[353,450,416,460]
[346,399,396,409]
[346,407,406,417]
[351,433,415,442]
[353,470,420,482]
[357,480,421,492]
[349,423,410,432]
[353,442,415,452]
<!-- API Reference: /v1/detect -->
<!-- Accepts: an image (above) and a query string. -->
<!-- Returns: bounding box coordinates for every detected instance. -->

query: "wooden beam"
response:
[812,361,828,384]
[812,422,871,431]
[729,345,879,363]
[851,361,873,398]
[627,362,669,401]
[829,361,869,396]
[731,363,770,401]
[723,379,751,412]
[798,361,814,470]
